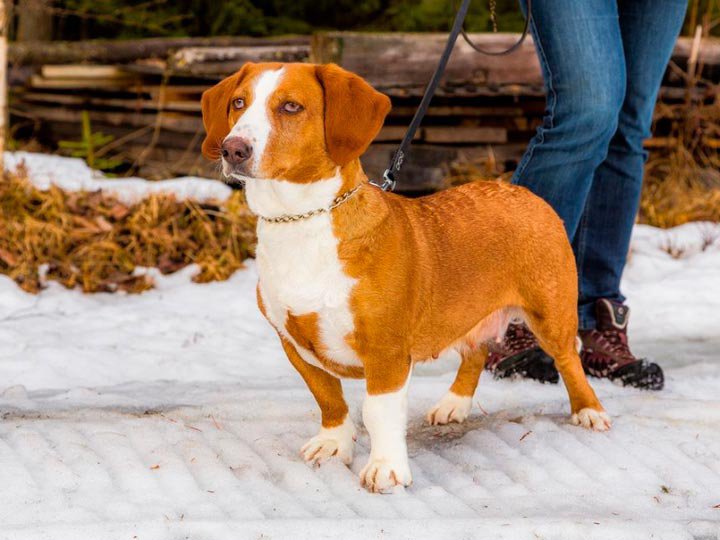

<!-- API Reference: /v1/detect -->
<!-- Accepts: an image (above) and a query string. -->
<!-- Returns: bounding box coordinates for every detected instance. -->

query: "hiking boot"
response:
[579,299,664,390]
[486,323,559,384]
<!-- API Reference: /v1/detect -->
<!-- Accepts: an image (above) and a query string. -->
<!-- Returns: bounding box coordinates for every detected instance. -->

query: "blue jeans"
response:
[513,0,687,329]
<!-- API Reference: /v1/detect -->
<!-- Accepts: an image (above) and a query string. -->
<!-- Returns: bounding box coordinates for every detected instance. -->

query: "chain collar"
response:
[258,185,361,224]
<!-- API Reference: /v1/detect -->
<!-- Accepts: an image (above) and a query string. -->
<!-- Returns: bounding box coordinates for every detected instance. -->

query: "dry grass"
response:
[443,148,512,188]
[0,166,256,294]
[640,95,720,227]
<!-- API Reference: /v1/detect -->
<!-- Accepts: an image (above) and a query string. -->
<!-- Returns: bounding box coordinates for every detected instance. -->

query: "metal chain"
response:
[490,0,498,32]
[259,185,361,224]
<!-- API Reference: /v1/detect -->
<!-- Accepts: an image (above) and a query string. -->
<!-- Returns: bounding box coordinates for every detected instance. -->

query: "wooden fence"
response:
[8,33,719,191]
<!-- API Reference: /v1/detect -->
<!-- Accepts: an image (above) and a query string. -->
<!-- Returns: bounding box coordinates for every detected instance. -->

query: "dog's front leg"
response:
[278,337,356,466]
[360,360,413,493]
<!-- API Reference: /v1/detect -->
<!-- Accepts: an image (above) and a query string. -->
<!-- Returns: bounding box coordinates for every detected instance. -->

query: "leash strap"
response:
[373,0,532,191]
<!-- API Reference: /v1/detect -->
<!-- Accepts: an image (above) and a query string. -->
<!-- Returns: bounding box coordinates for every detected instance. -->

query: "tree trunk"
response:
[16,0,53,42]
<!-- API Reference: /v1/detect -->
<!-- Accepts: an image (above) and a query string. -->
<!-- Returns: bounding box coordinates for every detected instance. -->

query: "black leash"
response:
[372,0,532,192]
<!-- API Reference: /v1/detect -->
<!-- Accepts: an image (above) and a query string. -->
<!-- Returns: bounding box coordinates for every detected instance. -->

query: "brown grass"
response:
[0,166,256,294]
[443,148,512,188]
[640,95,720,228]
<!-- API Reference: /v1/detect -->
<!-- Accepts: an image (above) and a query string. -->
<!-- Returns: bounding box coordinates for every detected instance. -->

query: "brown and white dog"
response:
[201,62,611,493]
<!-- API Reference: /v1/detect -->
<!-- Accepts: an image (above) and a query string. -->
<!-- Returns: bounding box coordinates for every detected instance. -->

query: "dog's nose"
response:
[221,137,253,165]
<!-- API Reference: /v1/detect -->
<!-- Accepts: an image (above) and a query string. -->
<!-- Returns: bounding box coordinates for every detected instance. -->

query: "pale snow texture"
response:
[4,151,231,204]
[0,153,719,539]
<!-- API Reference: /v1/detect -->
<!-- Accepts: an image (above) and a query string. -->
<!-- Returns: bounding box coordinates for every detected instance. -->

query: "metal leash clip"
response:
[378,169,397,192]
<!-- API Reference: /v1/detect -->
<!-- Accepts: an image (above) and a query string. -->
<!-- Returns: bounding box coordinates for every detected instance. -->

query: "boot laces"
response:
[587,328,636,370]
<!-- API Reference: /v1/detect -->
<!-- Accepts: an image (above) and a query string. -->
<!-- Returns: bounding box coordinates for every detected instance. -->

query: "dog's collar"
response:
[257,185,361,224]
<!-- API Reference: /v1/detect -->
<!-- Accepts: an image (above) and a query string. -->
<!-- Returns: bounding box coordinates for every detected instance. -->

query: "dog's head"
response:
[201,62,391,183]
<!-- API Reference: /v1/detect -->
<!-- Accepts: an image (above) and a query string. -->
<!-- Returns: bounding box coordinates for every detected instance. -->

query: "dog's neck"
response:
[243,161,367,222]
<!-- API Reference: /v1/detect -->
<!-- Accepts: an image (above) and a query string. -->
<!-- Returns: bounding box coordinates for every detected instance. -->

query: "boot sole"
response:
[491,347,559,384]
[607,360,664,391]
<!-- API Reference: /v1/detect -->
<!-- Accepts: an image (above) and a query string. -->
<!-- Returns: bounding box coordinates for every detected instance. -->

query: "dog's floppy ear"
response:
[201,63,254,160]
[315,64,391,166]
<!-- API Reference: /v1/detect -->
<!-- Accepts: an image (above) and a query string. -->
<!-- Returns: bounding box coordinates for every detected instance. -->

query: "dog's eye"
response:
[232,98,245,110]
[281,101,303,114]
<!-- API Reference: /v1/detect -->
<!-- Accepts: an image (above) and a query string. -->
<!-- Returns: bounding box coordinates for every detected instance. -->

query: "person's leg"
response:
[574,0,688,329]
[512,0,626,239]
[487,0,626,383]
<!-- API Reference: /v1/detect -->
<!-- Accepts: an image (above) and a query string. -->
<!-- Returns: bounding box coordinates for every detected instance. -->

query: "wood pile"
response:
[9,33,720,192]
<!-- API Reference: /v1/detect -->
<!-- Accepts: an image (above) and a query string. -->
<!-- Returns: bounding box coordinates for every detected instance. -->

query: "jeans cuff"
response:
[578,303,597,331]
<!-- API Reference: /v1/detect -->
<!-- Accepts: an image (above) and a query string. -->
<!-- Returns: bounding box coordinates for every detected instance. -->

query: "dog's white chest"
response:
[248,177,362,371]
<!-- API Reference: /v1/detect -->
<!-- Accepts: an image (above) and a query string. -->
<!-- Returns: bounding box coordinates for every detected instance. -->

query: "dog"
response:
[200,62,611,493]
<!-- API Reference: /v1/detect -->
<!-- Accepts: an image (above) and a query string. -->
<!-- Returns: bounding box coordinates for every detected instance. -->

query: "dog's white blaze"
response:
[250,173,363,372]
[226,68,284,177]
[362,373,411,469]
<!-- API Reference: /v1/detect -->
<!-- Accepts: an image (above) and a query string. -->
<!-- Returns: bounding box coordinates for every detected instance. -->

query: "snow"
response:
[4,151,231,204]
[0,152,719,538]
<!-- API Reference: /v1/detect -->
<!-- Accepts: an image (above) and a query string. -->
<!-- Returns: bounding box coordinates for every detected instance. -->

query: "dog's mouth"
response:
[222,171,256,186]
[221,160,259,185]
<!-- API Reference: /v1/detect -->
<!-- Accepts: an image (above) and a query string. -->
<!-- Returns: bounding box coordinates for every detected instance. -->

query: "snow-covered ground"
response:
[4,151,231,204]
[1,153,719,539]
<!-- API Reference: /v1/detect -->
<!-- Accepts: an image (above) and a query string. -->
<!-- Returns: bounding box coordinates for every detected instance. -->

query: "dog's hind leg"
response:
[426,345,487,425]
[525,313,611,431]
[279,336,356,465]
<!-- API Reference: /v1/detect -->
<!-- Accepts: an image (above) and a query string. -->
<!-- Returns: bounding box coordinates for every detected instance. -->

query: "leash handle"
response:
[460,0,532,57]
[374,0,532,191]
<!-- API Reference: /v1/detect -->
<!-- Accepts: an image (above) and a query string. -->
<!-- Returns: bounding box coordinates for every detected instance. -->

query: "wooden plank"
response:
[29,74,139,90]
[424,126,507,144]
[13,103,202,133]
[40,64,130,79]
[18,91,201,113]
[391,105,525,117]
[375,126,422,142]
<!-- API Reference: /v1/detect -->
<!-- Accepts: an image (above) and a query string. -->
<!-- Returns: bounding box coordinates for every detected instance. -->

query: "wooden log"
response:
[168,45,309,77]
[672,36,720,68]
[312,32,544,91]
[9,35,310,66]
[425,127,507,144]
[313,33,720,94]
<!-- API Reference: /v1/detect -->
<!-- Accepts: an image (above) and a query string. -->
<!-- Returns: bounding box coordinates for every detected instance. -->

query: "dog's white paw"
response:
[300,417,356,466]
[571,408,612,432]
[360,457,412,493]
[426,392,473,425]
